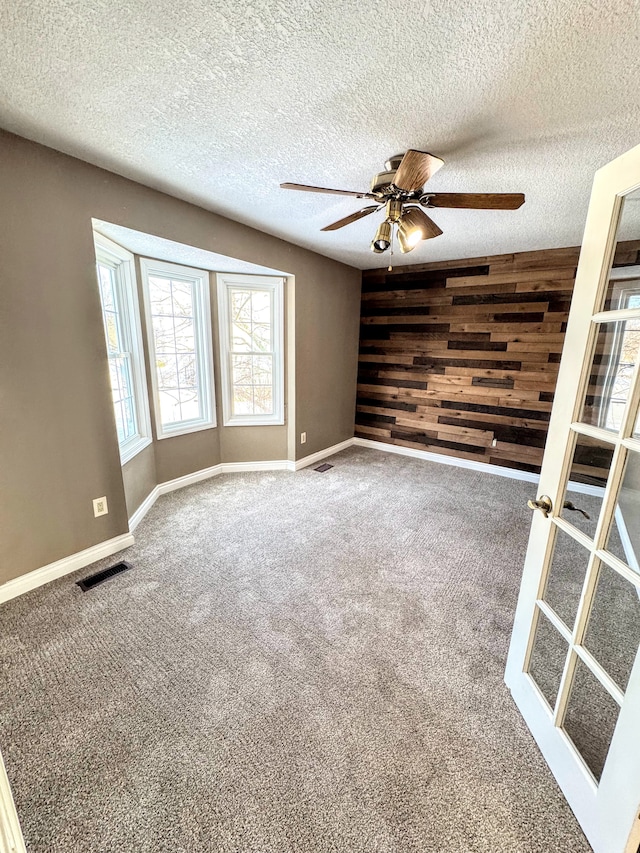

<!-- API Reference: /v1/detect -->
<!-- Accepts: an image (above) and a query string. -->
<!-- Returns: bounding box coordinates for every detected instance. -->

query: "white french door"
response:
[506,143,640,853]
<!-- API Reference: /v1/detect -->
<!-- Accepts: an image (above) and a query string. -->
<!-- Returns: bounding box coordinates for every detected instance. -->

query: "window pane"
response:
[253,355,272,386]
[606,449,640,573]
[156,355,179,389]
[118,358,134,401]
[251,323,271,351]
[158,389,183,424]
[153,316,177,352]
[602,183,640,310]
[171,281,194,317]
[106,347,137,444]
[114,400,125,443]
[231,289,252,322]
[560,434,614,538]
[173,317,195,353]
[147,268,210,431]
[148,277,173,314]
[252,290,271,323]
[543,528,590,630]
[95,243,150,457]
[232,385,254,415]
[254,385,273,415]
[179,388,201,421]
[231,322,253,352]
[122,396,136,441]
[221,277,281,424]
[177,354,197,389]
[103,311,120,353]
[583,562,640,693]
[528,607,569,711]
[109,361,122,403]
[98,264,115,310]
[580,319,640,433]
[562,657,620,782]
[231,354,252,385]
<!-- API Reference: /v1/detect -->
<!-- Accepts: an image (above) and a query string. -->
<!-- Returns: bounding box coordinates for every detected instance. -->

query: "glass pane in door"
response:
[605,448,640,572]
[527,607,569,710]
[562,656,621,782]
[579,319,640,433]
[560,433,615,537]
[603,185,640,310]
[583,562,640,693]
[543,528,591,630]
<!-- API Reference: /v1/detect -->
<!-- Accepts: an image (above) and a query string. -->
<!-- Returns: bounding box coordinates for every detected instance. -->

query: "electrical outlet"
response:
[301,432,307,444]
[93,496,108,517]
[491,438,497,447]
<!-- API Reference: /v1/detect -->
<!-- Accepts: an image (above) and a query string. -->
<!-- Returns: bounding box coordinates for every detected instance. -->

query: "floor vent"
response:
[314,463,333,473]
[77,561,131,591]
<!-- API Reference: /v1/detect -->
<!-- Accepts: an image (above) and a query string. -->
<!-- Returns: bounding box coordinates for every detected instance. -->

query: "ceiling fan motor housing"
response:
[370,170,397,194]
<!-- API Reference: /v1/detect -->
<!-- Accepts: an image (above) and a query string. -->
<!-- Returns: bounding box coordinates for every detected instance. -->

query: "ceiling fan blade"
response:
[426,192,525,210]
[403,207,443,239]
[393,150,445,192]
[280,182,371,198]
[321,205,381,232]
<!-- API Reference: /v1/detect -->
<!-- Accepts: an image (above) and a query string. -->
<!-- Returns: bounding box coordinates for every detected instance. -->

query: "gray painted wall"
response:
[0,131,360,585]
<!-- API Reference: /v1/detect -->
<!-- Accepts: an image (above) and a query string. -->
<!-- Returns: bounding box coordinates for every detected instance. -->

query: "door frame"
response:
[0,750,26,853]
[505,142,640,853]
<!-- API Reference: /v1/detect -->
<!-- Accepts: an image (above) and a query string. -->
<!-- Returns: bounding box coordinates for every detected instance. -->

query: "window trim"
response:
[94,234,152,465]
[140,257,216,440]
[217,273,285,427]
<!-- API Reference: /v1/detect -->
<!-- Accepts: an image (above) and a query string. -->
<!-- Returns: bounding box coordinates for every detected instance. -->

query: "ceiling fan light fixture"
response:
[397,227,419,254]
[398,207,427,247]
[371,220,392,253]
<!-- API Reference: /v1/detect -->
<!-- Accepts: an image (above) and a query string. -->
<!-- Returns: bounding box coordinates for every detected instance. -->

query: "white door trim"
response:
[0,752,26,853]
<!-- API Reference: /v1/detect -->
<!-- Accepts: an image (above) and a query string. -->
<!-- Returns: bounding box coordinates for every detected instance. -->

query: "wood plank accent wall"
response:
[357,242,640,474]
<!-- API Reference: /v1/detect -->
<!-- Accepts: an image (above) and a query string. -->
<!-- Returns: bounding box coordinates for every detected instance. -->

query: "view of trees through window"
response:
[147,275,201,426]
[97,261,137,443]
[605,291,640,432]
[229,288,273,416]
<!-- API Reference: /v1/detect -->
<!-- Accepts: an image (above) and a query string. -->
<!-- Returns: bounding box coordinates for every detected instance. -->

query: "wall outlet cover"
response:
[301,432,307,444]
[93,496,108,517]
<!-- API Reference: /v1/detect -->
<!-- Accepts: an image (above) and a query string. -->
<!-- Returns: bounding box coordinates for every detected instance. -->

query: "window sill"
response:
[120,436,153,467]
[223,416,285,427]
[156,418,218,440]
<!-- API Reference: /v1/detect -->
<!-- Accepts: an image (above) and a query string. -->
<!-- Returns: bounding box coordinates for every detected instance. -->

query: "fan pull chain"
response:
[388,222,395,272]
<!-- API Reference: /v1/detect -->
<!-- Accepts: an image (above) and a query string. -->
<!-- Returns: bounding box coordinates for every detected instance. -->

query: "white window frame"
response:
[140,258,216,439]
[94,234,152,465]
[217,274,285,427]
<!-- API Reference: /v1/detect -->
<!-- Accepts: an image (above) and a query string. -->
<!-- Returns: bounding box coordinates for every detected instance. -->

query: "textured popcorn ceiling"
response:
[1,0,640,269]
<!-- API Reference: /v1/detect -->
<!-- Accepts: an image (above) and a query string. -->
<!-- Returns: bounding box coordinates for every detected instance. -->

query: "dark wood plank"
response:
[355,245,584,474]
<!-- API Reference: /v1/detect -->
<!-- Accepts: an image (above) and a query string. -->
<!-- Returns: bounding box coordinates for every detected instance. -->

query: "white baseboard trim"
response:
[128,446,358,530]
[128,458,299,531]
[0,533,135,605]
[128,487,161,532]
[158,463,224,496]
[130,436,542,533]
[222,460,291,474]
[294,438,355,471]
[352,437,541,484]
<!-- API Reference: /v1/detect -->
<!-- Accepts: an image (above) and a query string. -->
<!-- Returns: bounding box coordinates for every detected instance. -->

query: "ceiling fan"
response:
[281,150,525,256]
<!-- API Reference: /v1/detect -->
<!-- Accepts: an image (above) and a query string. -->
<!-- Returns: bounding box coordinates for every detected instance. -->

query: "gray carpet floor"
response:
[0,446,593,853]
